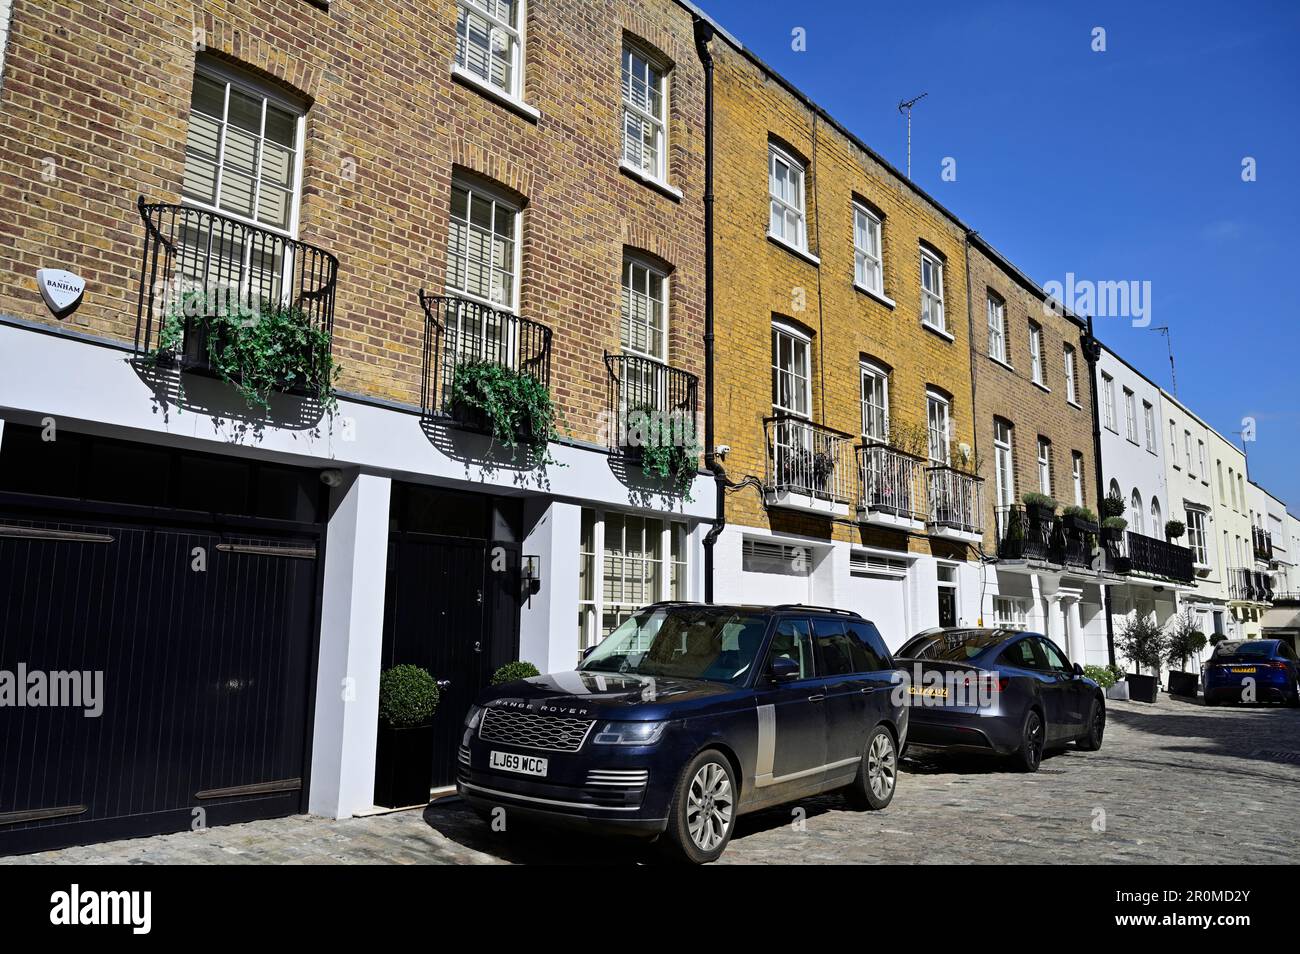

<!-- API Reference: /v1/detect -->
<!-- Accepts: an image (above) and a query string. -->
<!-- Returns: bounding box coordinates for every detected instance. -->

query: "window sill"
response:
[1126,437,1140,446]
[921,322,955,343]
[450,65,541,123]
[853,282,895,309]
[988,355,1015,372]
[1032,380,1050,394]
[766,231,820,266]
[618,160,682,200]
[1067,399,1083,410]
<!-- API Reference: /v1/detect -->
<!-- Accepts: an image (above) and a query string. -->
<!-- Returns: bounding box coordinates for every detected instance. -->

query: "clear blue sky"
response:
[698,0,1300,512]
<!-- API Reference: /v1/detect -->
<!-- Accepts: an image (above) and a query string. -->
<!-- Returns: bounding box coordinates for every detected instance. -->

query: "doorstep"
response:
[353,785,459,817]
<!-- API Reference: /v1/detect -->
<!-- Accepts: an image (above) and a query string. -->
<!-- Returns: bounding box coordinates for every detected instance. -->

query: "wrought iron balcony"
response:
[1126,531,1194,583]
[1228,567,1273,604]
[604,352,698,459]
[856,443,925,529]
[1253,526,1274,564]
[763,416,855,516]
[135,198,337,385]
[420,292,552,438]
[925,466,984,542]
[994,504,1092,568]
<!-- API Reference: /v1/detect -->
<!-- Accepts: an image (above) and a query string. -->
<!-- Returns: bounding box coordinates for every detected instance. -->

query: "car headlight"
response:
[592,720,668,745]
[464,704,483,730]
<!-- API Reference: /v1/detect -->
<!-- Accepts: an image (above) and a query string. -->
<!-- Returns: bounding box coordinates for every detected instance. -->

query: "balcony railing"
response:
[763,416,855,513]
[420,292,552,427]
[856,443,925,527]
[994,505,1091,567]
[135,198,337,380]
[1253,526,1274,563]
[925,466,983,540]
[604,352,698,454]
[1126,531,1195,583]
[1228,567,1274,604]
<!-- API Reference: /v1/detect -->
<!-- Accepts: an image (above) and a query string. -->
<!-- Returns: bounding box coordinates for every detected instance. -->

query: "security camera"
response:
[320,469,343,488]
[715,444,731,458]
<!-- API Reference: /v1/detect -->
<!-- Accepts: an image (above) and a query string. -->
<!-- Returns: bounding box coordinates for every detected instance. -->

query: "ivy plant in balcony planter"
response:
[374,664,441,809]
[1022,491,1058,525]
[449,359,558,462]
[624,405,701,499]
[1164,519,1186,541]
[151,292,339,413]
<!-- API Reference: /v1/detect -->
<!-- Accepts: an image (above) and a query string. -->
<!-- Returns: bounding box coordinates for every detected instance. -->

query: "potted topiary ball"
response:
[491,660,541,686]
[373,664,441,809]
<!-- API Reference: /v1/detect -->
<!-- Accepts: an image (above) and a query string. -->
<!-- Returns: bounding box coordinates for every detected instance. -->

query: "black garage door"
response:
[0,425,324,855]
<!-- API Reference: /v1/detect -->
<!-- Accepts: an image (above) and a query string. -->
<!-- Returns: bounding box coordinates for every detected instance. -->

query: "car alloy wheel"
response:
[686,761,734,852]
[1021,710,1044,771]
[867,730,896,801]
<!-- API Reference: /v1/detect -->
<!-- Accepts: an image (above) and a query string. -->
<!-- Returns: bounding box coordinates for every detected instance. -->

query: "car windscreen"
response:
[579,608,768,685]
[1212,641,1274,658]
[896,629,1010,662]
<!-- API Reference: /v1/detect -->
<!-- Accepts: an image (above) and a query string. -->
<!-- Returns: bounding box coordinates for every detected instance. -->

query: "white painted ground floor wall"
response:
[0,319,712,820]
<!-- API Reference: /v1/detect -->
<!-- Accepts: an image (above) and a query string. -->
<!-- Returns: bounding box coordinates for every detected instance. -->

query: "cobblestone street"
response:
[10,697,1300,866]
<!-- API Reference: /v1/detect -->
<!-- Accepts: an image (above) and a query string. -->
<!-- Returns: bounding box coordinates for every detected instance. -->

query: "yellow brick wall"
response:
[712,44,977,559]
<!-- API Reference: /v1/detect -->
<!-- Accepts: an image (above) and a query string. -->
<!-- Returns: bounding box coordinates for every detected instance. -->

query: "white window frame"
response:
[446,176,521,312]
[621,42,669,183]
[1169,420,1179,466]
[1037,437,1052,497]
[182,60,306,239]
[1186,508,1208,567]
[1028,322,1044,385]
[852,202,884,295]
[1131,489,1145,535]
[993,419,1016,535]
[1143,401,1156,452]
[1123,388,1138,443]
[860,360,890,441]
[768,144,807,250]
[926,389,951,465]
[920,249,946,334]
[1063,345,1077,404]
[1151,498,1162,533]
[1197,440,1207,481]
[771,320,812,419]
[1071,452,1084,507]
[1184,429,1194,475]
[578,508,690,652]
[454,0,527,103]
[620,254,669,362]
[1101,373,1117,431]
[993,596,1029,631]
[987,294,1007,363]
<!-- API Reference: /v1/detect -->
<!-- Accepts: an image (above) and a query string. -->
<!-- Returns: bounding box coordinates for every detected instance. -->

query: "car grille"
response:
[586,769,649,788]
[478,707,595,753]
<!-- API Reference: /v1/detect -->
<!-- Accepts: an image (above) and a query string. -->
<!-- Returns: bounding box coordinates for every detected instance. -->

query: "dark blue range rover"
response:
[457,602,907,863]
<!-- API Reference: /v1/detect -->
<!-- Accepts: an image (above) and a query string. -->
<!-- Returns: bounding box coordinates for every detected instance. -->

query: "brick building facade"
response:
[707,36,984,646]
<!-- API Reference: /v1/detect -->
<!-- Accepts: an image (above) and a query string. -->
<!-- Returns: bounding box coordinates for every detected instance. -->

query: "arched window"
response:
[1108,479,1122,510]
[1131,489,1145,535]
[1151,498,1163,536]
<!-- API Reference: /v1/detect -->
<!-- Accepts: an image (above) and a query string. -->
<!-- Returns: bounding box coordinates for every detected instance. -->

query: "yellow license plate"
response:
[1230,667,1256,673]
[909,686,949,698]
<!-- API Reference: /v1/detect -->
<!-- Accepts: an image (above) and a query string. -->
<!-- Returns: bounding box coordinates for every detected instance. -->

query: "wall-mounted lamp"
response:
[522,554,541,605]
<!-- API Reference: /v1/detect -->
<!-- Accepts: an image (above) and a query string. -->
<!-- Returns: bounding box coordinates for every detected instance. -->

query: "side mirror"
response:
[581,645,596,660]
[768,656,800,682]
[1072,662,1084,677]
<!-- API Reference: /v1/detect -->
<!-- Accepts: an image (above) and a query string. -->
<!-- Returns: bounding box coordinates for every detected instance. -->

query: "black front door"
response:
[381,484,522,790]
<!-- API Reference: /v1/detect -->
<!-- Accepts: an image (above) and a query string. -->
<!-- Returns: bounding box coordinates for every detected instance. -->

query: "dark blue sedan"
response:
[457,602,908,863]
[894,628,1105,772]
[1203,639,1300,706]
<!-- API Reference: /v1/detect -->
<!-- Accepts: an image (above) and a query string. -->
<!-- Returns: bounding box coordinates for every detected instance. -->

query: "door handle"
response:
[860,686,879,694]
[807,693,826,703]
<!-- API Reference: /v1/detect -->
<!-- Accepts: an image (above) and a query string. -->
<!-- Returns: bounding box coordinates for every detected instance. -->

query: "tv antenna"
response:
[1151,325,1177,397]
[897,92,928,179]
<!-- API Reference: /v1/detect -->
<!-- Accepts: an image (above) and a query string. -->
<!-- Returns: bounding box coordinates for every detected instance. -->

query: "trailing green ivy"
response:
[625,406,701,499]
[149,292,339,413]
[449,359,559,463]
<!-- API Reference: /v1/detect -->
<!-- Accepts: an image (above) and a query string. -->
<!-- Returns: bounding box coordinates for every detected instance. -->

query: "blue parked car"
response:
[457,602,907,863]
[1203,639,1300,706]
[894,628,1105,772]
